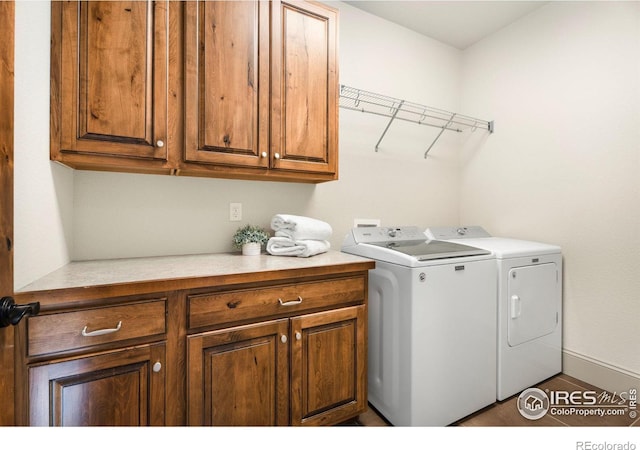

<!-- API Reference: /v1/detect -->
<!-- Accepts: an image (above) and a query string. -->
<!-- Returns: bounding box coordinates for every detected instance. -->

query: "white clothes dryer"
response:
[425,226,562,401]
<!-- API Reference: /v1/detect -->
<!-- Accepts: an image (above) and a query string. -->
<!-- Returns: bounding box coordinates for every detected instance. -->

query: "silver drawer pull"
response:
[278,296,303,306]
[81,321,122,337]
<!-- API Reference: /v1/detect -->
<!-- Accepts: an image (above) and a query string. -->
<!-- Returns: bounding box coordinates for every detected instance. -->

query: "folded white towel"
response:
[270,214,332,241]
[266,237,331,258]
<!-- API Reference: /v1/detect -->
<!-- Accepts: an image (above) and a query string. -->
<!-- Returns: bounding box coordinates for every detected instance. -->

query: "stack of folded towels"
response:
[266,214,332,258]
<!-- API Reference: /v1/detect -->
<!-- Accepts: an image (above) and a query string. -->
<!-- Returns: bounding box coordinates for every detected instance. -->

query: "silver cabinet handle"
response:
[152,362,162,373]
[281,334,288,344]
[156,140,164,148]
[278,296,302,306]
[261,151,267,158]
[274,152,280,159]
[81,321,122,337]
[295,331,302,341]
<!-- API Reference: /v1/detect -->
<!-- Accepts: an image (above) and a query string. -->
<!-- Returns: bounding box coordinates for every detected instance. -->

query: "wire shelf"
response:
[339,84,494,157]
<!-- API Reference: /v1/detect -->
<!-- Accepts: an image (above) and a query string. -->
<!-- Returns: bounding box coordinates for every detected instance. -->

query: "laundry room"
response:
[3,0,639,441]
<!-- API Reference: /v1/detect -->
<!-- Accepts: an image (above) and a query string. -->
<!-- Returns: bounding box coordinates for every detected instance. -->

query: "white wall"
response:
[14,1,73,290]
[14,1,464,284]
[460,2,640,376]
[72,172,316,260]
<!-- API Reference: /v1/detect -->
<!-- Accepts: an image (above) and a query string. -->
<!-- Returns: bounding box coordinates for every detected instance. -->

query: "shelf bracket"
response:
[424,113,457,158]
[375,100,405,152]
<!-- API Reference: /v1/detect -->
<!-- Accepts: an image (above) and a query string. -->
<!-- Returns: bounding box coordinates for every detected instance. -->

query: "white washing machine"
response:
[342,226,497,426]
[425,226,562,401]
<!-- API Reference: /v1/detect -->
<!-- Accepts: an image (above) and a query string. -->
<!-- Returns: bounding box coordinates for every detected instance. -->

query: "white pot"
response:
[242,242,261,256]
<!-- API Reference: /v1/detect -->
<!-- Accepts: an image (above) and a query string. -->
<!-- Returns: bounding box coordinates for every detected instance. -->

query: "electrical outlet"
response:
[354,218,381,228]
[230,203,242,221]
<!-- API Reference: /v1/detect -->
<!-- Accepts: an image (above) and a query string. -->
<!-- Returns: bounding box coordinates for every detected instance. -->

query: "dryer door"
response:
[508,263,559,347]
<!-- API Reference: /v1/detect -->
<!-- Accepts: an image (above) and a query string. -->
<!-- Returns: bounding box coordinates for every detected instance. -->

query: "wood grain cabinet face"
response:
[187,319,290,426]
[27,299,167,357]
[184,1,270,168]
[51,1,169,165]
[291,305,366,426]
[187,276,365,330]
[271,0,338,176]
[50,0,338,182]
[183,0,338,180]
[187,305,366,426]
[29,344,166,426]
[17,264,371,427]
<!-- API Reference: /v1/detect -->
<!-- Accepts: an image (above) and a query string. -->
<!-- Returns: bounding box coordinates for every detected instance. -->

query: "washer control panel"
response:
[350,226,427,244]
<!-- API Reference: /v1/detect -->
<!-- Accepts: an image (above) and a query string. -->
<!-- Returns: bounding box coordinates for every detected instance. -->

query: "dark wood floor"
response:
[356,374,640,427]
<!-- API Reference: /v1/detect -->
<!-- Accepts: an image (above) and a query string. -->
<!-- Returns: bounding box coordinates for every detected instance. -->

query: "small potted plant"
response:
[232,224,269,256]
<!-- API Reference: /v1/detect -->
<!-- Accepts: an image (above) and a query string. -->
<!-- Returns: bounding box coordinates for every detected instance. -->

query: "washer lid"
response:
[369,239,490,261]
[341,226,492,265]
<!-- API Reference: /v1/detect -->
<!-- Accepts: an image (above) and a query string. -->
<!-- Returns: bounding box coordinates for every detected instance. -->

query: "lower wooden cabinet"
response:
[291,305,366,426]
[187,305,366,426]
[28,343,166,426]
[187,319,290,426]
[16,256,373,426]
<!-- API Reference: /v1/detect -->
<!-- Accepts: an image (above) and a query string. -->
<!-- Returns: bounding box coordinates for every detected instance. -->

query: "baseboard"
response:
[563,349,640,393]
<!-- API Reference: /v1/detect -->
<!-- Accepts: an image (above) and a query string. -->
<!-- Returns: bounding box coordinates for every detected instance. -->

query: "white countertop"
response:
[17,251,374,293]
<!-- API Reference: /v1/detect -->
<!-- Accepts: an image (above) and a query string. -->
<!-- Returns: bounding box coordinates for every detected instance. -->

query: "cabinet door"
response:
[187,319,289,426]
[290,305,366,425]
[271,0,338,176]
[184,1,270,168]
[51,1,168,161]
[29,343,166,426]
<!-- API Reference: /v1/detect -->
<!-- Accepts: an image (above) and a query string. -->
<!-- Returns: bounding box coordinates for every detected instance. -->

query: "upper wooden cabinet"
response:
[182,0,338,181]
[51,0,339,183]
[270,0,338,176]
[183,1,270,169]
[50,1,170,172]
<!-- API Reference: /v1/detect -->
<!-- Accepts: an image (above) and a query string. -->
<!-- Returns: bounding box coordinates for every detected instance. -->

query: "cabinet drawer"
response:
[188,276,365,329]
[28,299,167,357]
